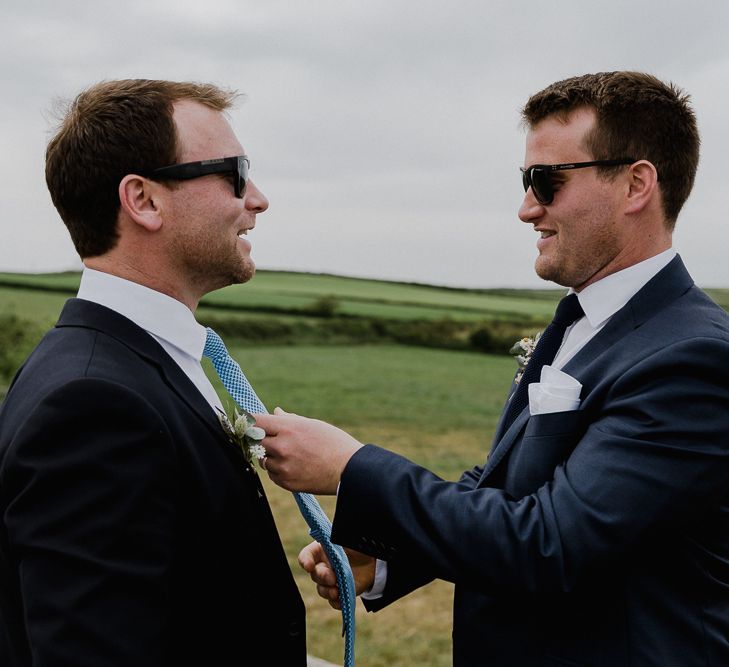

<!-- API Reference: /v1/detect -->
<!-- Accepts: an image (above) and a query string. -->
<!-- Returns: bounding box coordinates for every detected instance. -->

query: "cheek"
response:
[566,203,618,260]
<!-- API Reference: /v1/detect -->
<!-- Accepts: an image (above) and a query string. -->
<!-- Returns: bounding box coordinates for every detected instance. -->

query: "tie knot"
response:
[553,293,584,327]
[202,327,227,361]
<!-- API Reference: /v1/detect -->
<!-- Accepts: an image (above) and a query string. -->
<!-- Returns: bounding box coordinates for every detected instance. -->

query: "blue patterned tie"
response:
[203,328,356,667]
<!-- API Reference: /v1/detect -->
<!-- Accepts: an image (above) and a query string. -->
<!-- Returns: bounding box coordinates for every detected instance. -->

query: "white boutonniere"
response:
[509,332,541,384]
[217,407,267,470]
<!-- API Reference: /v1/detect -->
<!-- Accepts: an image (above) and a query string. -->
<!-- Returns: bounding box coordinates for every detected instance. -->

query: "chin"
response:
[535,261,569,288]
[534,258,554,282]
[233,262,255,285]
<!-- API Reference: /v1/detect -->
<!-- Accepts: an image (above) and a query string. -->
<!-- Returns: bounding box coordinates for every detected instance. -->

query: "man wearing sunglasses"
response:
[0,80,306,666]
[256,71,729,666]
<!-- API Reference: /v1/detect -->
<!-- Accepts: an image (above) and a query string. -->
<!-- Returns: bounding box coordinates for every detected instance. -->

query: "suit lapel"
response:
[479,407,531,482]
[562,255,693,376]
[478,255,694,488]
[56,298,228,442]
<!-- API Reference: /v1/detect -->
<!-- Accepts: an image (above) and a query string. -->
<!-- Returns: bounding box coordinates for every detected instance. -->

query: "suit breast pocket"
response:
[505,410,586,498]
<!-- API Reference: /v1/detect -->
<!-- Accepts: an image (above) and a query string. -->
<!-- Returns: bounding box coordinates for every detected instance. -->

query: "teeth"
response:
[238,230,248,237]
[541,231,555,238]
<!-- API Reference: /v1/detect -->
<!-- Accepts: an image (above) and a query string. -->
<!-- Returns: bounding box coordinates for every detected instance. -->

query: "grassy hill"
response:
[0,270,573,376]
[0,269,566,320]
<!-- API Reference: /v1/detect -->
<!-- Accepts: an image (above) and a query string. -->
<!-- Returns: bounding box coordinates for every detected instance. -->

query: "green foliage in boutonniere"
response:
[217,407,267,471]
[509,332,541,384]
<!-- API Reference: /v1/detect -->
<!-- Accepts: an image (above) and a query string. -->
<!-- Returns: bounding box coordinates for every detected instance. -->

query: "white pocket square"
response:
[528,365,582,415]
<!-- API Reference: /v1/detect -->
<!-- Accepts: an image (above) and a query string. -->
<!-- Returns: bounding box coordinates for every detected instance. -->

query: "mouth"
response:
[535,227,556,252]
[237,227,254,238]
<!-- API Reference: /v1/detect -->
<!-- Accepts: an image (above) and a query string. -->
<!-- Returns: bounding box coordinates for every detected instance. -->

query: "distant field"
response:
[205,271,565,320]
[0,270,566,323]
[0,285,69,325]
[2,270,726,321]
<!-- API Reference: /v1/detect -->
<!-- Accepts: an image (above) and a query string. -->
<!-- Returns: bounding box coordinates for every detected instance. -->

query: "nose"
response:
[244,179,269,214]
[518,187,544,223]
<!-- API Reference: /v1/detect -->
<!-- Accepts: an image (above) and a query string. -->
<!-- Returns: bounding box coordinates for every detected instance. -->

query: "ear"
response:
[623,160,659,216]
[118,174,164,232]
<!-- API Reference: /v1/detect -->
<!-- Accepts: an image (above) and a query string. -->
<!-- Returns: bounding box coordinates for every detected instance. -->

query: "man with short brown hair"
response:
[258,71,729,666]
[0,79,306,666]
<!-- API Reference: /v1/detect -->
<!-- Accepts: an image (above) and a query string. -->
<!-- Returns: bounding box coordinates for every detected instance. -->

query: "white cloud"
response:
[1,0,728,287]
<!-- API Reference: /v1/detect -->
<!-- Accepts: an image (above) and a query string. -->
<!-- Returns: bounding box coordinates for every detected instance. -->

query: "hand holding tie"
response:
[203,328,359,667]
[299,542,377,611]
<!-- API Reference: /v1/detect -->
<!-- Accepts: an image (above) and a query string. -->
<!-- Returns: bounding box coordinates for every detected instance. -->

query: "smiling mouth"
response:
[540,230,556,239]
[238,228,253,238]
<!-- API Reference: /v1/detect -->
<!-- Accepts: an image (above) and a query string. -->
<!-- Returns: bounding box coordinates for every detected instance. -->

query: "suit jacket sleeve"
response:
[2,377,179,666]
[332,335,729,606]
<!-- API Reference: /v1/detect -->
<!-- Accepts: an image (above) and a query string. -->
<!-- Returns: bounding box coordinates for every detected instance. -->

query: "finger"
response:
[264,467,292,492]
[261,456,268,471]
[298,542,320,572]
[251,413,279,436]
[311,543,332,568]
[316,583,340,603]
[329,600,342,611]
[274,406,300,417]
[312,561,337,587]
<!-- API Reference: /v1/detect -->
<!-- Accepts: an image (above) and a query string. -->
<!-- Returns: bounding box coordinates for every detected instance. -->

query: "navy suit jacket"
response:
[0,299,306,666]
[332,256,729,666]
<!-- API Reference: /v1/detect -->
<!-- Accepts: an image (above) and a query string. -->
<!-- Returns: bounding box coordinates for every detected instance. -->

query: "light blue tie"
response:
[203,327,356,667]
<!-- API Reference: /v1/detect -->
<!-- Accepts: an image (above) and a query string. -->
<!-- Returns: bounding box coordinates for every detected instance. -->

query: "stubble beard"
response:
[535,251,596,290]
[534,232,619,291]
[178,234,256,296]
[207,244,255,289]
[534,249,572,288]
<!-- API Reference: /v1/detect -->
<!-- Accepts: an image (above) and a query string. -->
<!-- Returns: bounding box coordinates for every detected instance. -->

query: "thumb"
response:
[273,406,289,416]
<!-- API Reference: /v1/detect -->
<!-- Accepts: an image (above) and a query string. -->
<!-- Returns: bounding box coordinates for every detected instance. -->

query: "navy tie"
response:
[203,328,357,667]
[501,293,584,432]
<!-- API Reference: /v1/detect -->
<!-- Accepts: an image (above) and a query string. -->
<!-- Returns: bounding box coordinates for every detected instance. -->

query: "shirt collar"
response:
[77,268,207,360]
[574,248,677,328]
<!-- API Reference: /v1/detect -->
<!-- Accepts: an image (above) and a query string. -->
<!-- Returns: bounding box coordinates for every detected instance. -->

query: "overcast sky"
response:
[2,0,728,288]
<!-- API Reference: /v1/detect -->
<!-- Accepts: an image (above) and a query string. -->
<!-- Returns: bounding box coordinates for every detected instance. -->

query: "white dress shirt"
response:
[364,247,677,600]
[77,268,223,414]
[553,247,676,368]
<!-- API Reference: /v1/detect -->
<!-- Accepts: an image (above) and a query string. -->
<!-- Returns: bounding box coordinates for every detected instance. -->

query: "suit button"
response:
[288,620,302,637]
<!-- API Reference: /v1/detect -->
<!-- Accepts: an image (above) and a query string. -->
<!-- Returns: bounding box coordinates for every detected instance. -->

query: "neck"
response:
[83,257,200,311]
[575,216,672,291]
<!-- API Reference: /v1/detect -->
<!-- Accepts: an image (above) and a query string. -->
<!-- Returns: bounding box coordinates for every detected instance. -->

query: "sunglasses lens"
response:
[236,156,249,198]
[529,167,553,204]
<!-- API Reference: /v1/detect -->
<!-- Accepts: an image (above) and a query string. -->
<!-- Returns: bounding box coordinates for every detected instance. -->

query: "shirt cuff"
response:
[360,559,387,600]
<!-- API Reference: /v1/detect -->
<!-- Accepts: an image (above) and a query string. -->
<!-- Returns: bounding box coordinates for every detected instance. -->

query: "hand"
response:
[254,408,363,494]
[298,541,377,610]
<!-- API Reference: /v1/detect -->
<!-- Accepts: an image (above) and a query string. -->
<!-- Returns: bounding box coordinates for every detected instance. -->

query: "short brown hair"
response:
[521,71,700,228]
[45,79,239,258]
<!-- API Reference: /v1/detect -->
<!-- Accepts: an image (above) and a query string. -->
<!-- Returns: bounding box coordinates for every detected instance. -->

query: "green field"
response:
[1,269,728,666]
[0,269,566,322]
[4,269,727,321]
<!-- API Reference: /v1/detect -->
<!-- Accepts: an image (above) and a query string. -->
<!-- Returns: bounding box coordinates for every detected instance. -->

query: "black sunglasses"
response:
[520,159,635,205]
[145,155,249,198]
